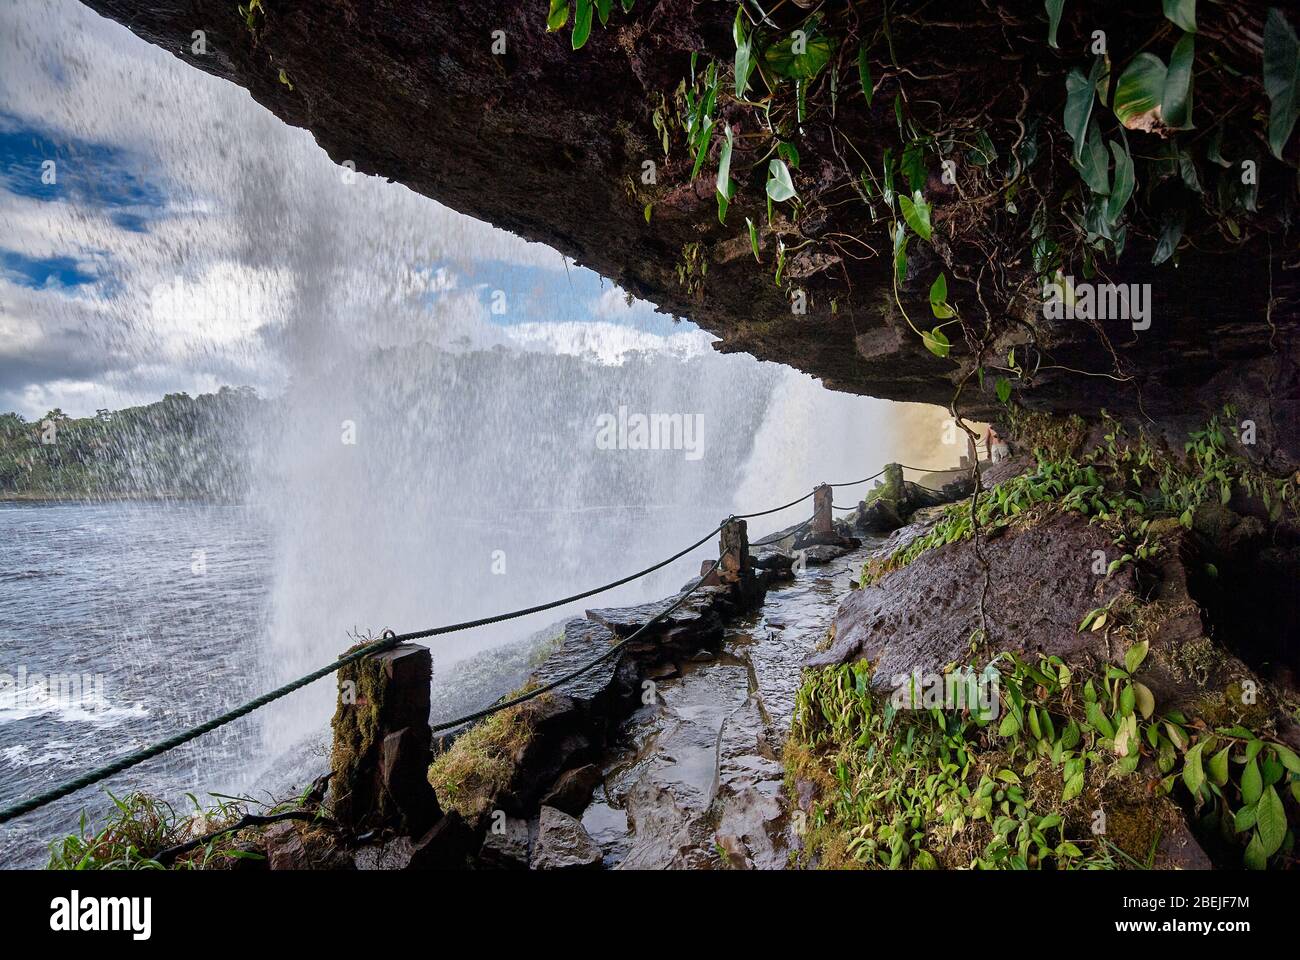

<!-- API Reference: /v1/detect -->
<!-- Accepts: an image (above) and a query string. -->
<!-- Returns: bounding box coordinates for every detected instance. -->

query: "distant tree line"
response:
[0,386,267,499]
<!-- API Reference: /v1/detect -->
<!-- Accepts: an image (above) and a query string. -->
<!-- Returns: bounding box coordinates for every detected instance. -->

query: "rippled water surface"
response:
[0,500,276,868]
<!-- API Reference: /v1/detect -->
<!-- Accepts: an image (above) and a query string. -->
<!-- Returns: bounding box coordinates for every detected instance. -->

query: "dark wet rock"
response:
[807,513,1134,685]
[541,764,604,816]
[587,599,705,636]
[752,547,795,572]
[353,836,415,871]
[478,815,532,870]
[530,807,602,870]
[532,618,625,710]
[799,543,853,565]
[407,811,473,870]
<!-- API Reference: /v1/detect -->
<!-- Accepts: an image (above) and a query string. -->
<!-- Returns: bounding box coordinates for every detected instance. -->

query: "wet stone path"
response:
[579,544,876,869]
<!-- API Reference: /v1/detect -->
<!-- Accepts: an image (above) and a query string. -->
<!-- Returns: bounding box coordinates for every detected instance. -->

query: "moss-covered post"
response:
[812,483,833,535]
[329,642,439,838]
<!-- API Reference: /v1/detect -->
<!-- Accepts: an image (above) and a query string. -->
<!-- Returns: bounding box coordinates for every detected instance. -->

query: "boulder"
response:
[478,815,532,870]
[540,764,604,816]
[529,806,602,870]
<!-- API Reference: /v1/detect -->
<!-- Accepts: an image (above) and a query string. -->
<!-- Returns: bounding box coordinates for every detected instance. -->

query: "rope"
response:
[0,523,725,826]
[432,557,722,732]
[0,459,952,826]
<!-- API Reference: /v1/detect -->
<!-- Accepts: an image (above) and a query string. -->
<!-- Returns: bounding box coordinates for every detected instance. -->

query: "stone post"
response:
[811,483,833,535]
[330,642,440,838]
[719,516,750,586]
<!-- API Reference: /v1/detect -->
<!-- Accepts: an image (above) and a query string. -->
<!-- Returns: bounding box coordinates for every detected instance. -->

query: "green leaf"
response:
[716,124,734,204]
[1114,53,1167,131]
[892,225,909,283]
[1106,140,1135,225]
[765,26,834,81]
[1235,802,1258,833]
[1182,741,1205,796]
[858,44,873,106]
[547,0,569,32]
[1124,639,1149,675]
[995,377,1012,405]
[1272,742,1300,774]
[778,141,801,170]
[1257,785,1286,856]
[765,158,797,202]
[1208,745,1230,786]
[1133,681,1155,720]
[1162,32,1195,130]
[1162,0,1196,33]
[899,191,932,241]
[1241,757,1263,806]
[929,272,948,305]
[1045,0,1065,48]
[572,0,593,49]
[1263,8,1300,160]
[923,328,951,358]
[1244,831,1268,870]
[746,217,761,262]
[594,0,611,26]
[1075,120,1110,195]
[733,9,755,98]
[1063,67,1096,163]
[1062,771,1084,803]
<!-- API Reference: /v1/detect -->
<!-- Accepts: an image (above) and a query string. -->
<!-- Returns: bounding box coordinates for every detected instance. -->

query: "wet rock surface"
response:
[530,806,602,870]
[578,545,876,869]
[807,513,1136,687]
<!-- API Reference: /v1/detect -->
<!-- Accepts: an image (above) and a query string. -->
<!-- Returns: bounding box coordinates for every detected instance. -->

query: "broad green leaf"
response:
[1162,0,1196,33]
[572,0,593,49]
[547,0,569,32]
[1152,208,1185,266]
[1106,140,1135,224]
[995,377,1012,405]
[766,158,797,202]
[1062,771,1084,803]
[778,141,801,170]
[1241,756,1263,806]
[923,328,950,358]
[1208,745,1230,786]
[1133,681,1155,720]
[1263,8,1300,160]
[1076,120,1110,195]
[1272,742,1300,773]
[858,44,873,106]
[1234,802,1258,832]
[765,27,834,81]
[899,191,932,241]
[929,272,948,305]
[1124,639,1149,675]
[1114,53,1167,131]
[1257,785,1286,856]
[1063,67,1096,163]
[1182,741,1205,796]
[595,0,611,26]
[1244,831,1268,870]
[1045,0,1065,48]
[1162,32,1195,130]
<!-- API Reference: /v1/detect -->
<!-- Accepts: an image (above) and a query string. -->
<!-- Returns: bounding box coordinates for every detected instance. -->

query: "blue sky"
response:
[0,0,699,420]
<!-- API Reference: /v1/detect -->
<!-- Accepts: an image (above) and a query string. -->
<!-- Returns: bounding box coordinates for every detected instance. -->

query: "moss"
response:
[427,682,547,822]
[328,642,388,810]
